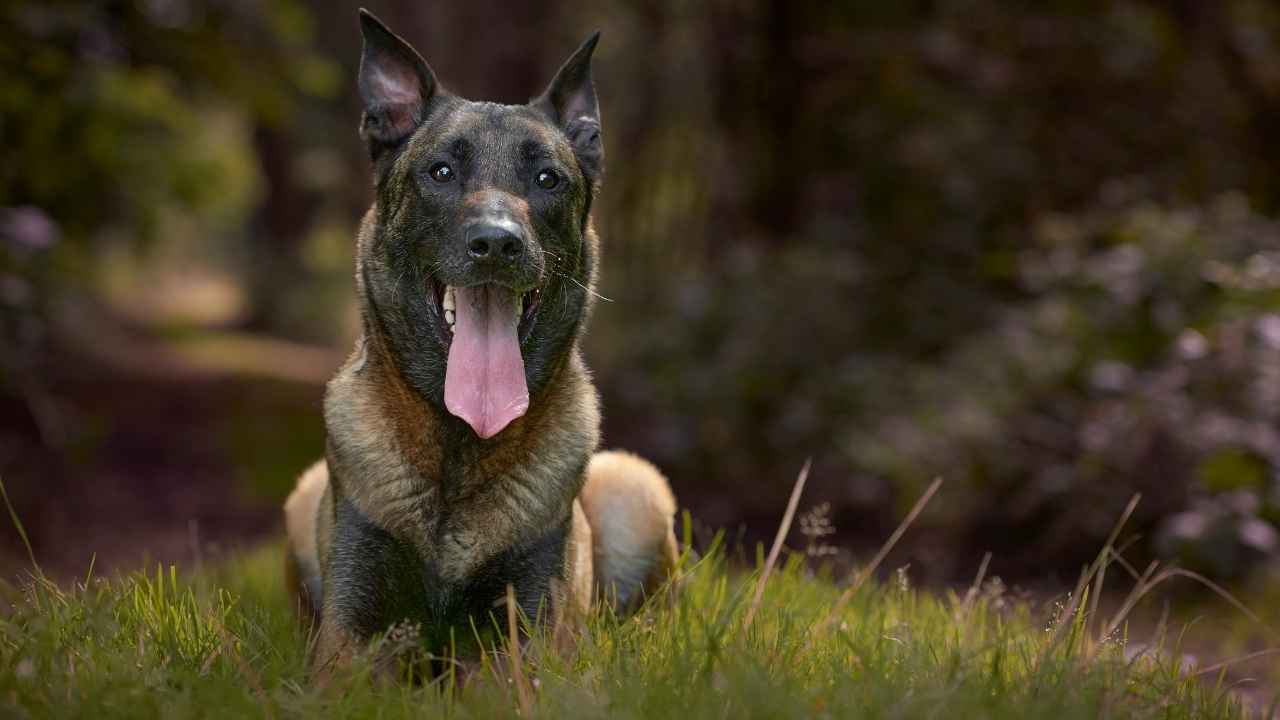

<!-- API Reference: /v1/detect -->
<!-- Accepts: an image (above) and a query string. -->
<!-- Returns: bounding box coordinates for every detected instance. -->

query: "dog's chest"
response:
[328,492,570,646]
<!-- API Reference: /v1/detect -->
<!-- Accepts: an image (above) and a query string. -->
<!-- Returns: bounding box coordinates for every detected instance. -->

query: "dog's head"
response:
[353,9,603,440]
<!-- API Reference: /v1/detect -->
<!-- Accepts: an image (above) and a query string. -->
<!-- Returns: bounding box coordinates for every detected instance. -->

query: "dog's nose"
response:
[466,223,524,262]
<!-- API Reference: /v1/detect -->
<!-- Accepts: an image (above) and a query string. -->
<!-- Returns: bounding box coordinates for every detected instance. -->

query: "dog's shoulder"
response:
[323,335,444,541]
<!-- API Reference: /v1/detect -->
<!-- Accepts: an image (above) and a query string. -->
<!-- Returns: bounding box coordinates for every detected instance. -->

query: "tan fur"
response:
[283,18,674,671]
[286,447,676,664]
[321,325,602,585]
[285,226,676,670]
[301,308,613,666]
[284,447,678,626]
[283,459,327,615]
[568,499,594,614]
[579,451,679,609]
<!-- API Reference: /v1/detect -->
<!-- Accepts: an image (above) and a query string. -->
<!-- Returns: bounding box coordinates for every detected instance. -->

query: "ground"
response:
[1,538,1268,719]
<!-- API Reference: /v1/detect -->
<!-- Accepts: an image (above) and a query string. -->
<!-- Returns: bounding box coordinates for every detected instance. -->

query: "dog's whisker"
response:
[546,267,612,302]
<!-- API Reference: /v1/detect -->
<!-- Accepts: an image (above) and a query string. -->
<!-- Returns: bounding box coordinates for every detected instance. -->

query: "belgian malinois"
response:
[282,9,679,674]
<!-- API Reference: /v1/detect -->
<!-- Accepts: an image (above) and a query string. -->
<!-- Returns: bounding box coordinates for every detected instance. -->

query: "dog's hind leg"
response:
[579,451,679,611]
[284,459,328,620]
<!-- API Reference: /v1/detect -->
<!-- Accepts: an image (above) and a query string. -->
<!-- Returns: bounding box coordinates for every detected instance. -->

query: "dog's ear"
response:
[357,8,439,160]
[533,32,603,182]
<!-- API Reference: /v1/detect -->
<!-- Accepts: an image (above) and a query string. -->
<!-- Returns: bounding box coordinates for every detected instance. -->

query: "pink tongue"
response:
[444,285,529,438]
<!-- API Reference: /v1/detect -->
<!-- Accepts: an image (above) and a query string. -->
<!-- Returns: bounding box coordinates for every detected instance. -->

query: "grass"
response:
[0,530,1271,719]
[0,468,1274,719]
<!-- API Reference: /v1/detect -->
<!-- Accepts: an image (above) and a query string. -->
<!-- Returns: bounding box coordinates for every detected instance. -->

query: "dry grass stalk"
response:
[743,459,812,630]
[506,584,533,717]
[809,476,944,643]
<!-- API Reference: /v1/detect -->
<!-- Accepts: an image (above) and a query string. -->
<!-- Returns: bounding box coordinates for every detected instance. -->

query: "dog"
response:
[282,9,679,675]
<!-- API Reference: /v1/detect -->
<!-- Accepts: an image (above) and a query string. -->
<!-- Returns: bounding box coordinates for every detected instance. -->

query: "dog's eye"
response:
[429,162,454,183]
[535,169,559,190]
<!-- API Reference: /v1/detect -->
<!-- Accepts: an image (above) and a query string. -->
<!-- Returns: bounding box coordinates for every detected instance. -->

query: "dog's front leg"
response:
[310,611,359,686]
[310,493,431,682]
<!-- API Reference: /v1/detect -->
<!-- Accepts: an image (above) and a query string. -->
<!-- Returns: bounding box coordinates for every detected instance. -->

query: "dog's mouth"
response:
[433,281,541,343]
[430,280,542,439]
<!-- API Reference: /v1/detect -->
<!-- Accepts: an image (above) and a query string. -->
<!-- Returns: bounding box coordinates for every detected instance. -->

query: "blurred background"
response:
[3,0,1280,596]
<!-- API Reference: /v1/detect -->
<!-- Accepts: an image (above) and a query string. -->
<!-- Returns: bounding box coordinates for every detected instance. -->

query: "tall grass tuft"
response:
[0,482,1273,718]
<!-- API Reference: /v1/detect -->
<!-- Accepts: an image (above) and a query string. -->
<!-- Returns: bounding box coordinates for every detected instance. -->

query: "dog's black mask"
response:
[354,9,602,440]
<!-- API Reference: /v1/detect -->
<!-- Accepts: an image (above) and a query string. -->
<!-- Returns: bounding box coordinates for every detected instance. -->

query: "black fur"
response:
[302,11,609,668]
[357,9,439,161]
[355,10,603,440]
[328,494,569,652]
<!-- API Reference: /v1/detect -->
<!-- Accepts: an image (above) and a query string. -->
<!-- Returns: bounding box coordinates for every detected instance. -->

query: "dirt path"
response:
[0,316,342,580]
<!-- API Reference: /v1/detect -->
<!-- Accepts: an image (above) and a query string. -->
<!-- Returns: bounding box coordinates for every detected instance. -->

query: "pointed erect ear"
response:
[533,32,603,181]
[357,8,439,159]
